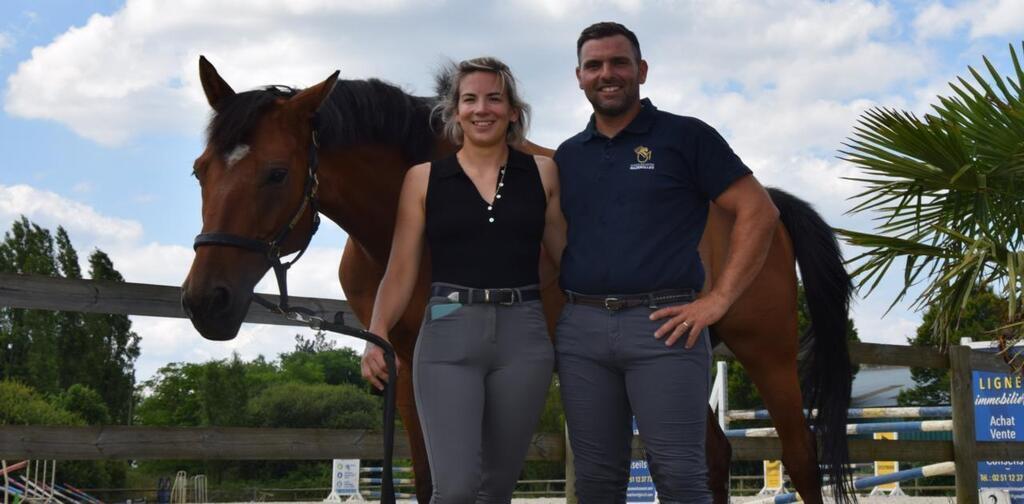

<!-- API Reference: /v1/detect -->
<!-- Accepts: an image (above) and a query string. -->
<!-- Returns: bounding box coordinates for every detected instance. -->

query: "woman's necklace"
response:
[487,163,507,224]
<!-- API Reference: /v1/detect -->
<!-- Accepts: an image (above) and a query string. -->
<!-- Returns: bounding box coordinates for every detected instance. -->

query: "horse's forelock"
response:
[206,86,297,156]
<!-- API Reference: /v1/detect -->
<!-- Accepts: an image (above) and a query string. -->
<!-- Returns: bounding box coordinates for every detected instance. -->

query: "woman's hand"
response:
[361,337,396,391]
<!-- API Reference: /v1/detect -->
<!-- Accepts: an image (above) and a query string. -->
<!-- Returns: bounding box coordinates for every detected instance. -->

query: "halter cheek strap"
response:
[191,119,398,504]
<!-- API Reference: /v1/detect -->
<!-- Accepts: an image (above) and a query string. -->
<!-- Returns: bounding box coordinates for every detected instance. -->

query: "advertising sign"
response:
[973,352,1024,503]
[627,417,656,503]
[325,459,360,502]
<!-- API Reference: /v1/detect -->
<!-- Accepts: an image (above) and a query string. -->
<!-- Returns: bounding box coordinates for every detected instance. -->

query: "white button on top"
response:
[487,206,493,211]
[489,217,495,223]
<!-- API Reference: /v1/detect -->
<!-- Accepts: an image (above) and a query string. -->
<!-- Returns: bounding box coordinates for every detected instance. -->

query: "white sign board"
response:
[324,459,361,502]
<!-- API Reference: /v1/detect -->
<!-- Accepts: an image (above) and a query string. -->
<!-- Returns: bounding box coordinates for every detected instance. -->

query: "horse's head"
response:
[181,56,338,341]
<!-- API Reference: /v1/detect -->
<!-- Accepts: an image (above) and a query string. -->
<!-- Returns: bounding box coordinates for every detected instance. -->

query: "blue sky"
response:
[2,0,1023,381]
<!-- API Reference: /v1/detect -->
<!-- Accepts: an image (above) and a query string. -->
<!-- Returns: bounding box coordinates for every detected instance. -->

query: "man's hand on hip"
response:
[650,293,730,348]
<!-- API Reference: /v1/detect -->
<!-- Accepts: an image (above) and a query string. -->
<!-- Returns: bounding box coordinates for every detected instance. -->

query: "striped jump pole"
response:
[360,477,416,485]
[360,466,414,474]
[361,491,418,499]
[727,406,952,421]
[746,461,956,504]
[726,419,952,438]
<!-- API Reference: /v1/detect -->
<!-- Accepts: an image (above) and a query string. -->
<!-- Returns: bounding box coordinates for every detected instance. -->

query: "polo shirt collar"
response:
[436,146,531,178]
[579,98,657,142]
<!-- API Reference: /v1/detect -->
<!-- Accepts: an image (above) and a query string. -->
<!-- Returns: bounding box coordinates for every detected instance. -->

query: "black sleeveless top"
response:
[425,147,546,288]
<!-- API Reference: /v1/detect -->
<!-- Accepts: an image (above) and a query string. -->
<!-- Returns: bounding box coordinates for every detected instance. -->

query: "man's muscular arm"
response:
[650,174,778,348]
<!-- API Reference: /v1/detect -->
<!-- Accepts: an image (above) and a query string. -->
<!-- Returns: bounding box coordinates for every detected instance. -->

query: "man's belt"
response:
[565,289,696,312]
[430,285,541,305]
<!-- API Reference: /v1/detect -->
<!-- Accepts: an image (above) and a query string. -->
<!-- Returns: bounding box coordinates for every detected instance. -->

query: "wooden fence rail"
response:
[0,272,359,328]
[0,273,1008,372]
[2,272,1023,503]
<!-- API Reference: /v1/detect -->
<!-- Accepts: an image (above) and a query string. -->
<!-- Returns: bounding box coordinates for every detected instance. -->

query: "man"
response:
[554,22,779,503]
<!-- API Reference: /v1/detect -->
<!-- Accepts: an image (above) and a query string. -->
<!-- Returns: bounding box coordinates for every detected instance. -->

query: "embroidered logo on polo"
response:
[630,145,655,170]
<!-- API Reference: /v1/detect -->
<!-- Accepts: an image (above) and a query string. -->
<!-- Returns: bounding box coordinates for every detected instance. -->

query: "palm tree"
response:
[837,42,1024,372]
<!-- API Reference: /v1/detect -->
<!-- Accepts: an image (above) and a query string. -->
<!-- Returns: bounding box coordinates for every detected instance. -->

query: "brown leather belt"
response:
[565,289,697,312]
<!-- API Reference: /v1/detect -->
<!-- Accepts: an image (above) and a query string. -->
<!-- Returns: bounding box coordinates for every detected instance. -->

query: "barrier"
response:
[357,466,415,500]
[727,406,953,421]
[746,461,956,504]
[170,470,188,503]
[724,394,957,498]
[726,420,953,438]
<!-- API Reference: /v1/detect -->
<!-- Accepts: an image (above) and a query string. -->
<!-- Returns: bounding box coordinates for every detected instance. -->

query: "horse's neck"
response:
[317,142,455,262]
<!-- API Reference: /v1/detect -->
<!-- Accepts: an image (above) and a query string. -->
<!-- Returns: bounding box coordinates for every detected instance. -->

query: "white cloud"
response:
[850,301,920,346]
[72,181,94,193]
[0,184,142,245]
[913,3,964,40]
[913,0,1024,40]
[5,0,937,150]
[0,32,11,54]
[3,3,399,146]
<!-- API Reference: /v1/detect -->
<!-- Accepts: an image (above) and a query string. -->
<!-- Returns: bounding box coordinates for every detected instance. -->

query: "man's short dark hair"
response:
[576,22,642,62]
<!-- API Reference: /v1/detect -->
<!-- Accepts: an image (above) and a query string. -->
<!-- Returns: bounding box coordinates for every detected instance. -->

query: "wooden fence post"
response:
[949,345,978,504]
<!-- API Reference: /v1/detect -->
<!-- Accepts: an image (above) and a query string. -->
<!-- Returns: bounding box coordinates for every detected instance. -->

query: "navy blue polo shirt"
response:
[555,98,752,295]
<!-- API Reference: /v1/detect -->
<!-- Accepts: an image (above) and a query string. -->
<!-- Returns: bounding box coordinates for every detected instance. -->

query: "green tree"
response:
[0,217,61,393]
[248,382,378,429]
[55,383,112,425]
[837,42,1024,369]
[197,355,252,426]
[0,218,139,422]
[0,380,126,487]
[83,250,140,423]
[0,380,81,426]
[899,289,1006,406]
[136,362,205,426]
[280,333,364,387]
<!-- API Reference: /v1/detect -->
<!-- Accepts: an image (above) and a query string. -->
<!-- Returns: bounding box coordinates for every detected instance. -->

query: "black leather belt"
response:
[565,289,696,312]
[431,285,541,305]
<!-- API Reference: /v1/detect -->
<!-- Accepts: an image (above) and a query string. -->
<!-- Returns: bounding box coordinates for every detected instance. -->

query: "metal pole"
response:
[717,360,729,430]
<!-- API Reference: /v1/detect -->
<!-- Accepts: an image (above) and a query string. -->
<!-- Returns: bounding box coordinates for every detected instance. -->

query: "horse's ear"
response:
[290,70,340,117]
[199,55,236,110]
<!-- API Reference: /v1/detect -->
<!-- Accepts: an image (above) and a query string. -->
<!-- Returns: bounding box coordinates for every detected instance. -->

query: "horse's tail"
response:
[767,187,856,504]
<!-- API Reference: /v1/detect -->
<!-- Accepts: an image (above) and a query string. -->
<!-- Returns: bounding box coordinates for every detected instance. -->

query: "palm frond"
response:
[840,41,1024,351]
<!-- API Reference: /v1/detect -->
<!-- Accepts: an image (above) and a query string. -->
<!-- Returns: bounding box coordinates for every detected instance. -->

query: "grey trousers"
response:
[556,301,712,504]
[413,290,555,504]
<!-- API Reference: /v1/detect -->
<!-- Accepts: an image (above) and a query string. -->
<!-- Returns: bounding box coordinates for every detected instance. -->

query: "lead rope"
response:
[251,125,398,504]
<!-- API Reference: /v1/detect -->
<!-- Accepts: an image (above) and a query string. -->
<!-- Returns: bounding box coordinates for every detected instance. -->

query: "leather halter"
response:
[191,119,398,504]
[193,126,322,313]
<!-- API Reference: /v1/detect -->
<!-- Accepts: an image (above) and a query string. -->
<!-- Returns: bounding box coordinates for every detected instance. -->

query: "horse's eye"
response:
[267,168,288,184]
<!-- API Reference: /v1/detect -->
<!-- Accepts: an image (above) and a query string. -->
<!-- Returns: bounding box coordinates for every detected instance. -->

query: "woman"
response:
[360,57,566,503]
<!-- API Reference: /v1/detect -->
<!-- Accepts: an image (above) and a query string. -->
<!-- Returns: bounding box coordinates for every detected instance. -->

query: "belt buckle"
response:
[500,290,517,306]
[604,297,623,312]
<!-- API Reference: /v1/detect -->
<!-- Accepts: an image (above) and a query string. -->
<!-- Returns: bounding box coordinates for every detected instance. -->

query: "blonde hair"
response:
[433,56,531,145]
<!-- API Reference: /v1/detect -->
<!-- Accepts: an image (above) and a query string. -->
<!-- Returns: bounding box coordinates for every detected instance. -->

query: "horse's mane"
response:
[207,79,441,164]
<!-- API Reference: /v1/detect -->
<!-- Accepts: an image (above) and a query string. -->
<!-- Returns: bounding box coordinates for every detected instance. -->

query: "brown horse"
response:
[181,57,855,504]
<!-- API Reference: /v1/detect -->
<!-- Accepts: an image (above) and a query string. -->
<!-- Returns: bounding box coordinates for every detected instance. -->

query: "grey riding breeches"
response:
[413,288,554,504]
